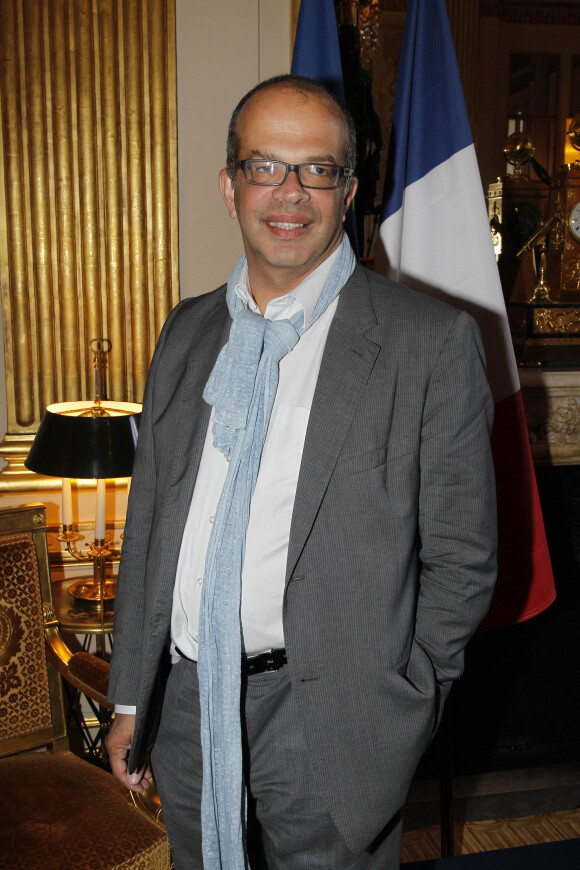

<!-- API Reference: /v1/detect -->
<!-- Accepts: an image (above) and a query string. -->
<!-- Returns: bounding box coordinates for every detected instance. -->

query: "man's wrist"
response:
[114,704,137,715]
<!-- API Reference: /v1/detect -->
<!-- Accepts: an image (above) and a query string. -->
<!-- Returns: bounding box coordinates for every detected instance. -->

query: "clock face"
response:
[570,199,580,243]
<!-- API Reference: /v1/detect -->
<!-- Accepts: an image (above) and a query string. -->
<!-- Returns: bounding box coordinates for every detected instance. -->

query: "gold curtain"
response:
[0,0,178,489]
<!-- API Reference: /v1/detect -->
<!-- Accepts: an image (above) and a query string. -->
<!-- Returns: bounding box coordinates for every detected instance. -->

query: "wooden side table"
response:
[51,576,114,655]
[51,577,114,760]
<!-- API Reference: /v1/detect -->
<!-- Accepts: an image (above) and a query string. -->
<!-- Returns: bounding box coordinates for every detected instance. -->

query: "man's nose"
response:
[273,168,310,202]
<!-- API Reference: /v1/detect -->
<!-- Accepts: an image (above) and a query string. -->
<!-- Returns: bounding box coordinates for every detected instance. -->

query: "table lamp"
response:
[25,342,141,613]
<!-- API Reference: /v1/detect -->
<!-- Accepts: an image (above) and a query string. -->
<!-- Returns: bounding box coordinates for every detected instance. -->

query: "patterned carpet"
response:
[401,809,580,863]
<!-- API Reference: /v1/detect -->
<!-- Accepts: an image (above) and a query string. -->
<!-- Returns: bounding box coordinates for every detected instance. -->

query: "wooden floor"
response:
[402,762,580,862]
[402,809,580,862]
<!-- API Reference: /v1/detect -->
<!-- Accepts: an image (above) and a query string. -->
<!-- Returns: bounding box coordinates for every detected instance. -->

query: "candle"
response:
[62,478,73,526]
[95,478,106,542]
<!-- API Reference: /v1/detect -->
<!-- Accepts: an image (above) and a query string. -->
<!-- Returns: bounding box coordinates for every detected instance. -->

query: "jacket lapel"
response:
[157,297,231,567]
[286,267,381,582]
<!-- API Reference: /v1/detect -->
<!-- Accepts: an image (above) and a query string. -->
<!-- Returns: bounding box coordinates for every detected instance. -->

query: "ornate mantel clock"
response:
[501,117,580,363]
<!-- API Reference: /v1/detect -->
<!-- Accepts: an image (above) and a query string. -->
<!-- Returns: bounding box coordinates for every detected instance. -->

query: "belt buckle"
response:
[248,648,276,672]
[244,648,284,674]
[262,649,279,672]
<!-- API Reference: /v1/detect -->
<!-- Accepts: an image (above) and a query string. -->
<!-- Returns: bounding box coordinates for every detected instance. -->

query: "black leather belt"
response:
[176,646,287,676]
[242,648,287,676]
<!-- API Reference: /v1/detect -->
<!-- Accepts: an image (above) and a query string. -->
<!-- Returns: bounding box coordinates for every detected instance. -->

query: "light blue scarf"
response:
[198,234,356,868]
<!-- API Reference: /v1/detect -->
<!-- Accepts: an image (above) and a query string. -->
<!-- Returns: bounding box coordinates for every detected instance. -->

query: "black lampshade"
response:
[25,401,141,479]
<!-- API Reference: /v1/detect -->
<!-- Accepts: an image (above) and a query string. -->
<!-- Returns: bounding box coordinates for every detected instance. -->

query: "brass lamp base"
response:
[67,578,116,612]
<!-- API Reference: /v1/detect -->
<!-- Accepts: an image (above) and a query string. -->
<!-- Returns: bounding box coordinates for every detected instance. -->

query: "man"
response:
[106,75,497,869]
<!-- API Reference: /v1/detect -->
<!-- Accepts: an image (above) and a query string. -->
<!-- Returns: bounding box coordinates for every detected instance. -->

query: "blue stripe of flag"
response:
[290,0,345,104]
[382,0,473,220]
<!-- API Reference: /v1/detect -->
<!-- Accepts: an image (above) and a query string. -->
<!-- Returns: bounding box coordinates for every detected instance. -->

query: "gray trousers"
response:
[151,657,403,869]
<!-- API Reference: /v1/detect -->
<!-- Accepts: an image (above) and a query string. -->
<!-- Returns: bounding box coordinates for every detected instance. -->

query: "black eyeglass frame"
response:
[238,159,354,189]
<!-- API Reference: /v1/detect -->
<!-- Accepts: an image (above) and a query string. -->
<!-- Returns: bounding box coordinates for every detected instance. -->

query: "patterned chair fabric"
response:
[0,504,171,870]
[0,529,54,751]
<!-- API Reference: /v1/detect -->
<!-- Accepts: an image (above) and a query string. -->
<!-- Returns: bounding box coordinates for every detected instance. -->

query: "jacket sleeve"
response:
[413,310,497,701]
[107,302,185,706]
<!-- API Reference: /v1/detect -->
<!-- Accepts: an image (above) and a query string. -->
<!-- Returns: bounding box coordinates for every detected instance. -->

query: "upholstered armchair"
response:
[0,503,171,869]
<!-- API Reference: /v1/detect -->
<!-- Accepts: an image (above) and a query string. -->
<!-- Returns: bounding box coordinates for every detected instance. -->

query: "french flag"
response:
[290,0,345,102]
[377,0,555,630]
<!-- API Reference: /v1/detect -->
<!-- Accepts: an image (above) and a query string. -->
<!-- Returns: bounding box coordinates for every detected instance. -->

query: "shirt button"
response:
[197,576,203,587]
[209,515,215,523]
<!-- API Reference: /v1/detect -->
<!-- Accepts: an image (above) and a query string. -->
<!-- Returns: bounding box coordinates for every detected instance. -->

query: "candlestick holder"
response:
[61,527,118,612]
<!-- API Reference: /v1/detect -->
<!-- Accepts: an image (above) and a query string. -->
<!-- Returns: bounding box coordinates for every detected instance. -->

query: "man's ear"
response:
[343,176,358,216]
[219,168,237,219]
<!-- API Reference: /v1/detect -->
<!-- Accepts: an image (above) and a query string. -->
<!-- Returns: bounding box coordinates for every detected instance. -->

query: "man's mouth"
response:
[267,221,307,230]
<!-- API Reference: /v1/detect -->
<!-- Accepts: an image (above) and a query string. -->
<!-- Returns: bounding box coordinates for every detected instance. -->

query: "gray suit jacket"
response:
[108,264,497,852]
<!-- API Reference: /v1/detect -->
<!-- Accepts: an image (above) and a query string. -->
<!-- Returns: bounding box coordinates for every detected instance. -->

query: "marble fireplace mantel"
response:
[520,368,580,465]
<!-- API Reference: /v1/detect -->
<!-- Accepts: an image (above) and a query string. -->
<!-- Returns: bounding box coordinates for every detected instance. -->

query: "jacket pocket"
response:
[405,637,437,697]
[338,446,387,474]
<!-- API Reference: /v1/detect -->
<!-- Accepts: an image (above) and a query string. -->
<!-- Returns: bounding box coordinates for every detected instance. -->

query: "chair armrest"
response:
[44,614,112,709]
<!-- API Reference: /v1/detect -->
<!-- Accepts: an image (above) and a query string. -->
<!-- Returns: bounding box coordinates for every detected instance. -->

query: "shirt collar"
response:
[234,244,343,326]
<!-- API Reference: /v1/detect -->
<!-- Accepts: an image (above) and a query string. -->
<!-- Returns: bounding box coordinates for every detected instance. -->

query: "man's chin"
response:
[251,243,318,272]
[245,231,344,285]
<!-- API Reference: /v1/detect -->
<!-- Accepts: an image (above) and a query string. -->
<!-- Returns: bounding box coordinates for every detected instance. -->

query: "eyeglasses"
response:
[238,159,354,189]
